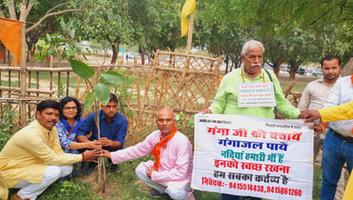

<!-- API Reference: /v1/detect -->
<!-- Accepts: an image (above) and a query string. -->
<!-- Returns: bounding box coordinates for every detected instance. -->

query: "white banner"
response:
[238,82,276,107]
[191,114,313,200]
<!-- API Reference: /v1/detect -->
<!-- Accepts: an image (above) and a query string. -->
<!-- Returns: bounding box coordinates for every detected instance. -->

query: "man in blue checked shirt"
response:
[77,93,128,173]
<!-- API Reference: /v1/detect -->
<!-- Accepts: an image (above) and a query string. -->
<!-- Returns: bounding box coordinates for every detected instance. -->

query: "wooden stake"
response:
[94,106,106,193]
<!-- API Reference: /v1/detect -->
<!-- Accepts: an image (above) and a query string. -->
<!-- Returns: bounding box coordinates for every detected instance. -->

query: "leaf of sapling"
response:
[69,60,95,79]
[94,83,110,105]
[101,71,125,86]
[84,92,96,110]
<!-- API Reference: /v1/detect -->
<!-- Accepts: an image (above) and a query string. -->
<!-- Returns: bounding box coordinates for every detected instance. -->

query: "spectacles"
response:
[63,106,77,110]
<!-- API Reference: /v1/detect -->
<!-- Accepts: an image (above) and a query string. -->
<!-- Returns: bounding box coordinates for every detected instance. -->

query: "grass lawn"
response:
[36,158,323,200]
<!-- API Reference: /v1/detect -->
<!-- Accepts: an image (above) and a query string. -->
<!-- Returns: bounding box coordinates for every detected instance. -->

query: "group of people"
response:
[0,93,194,200]
[204,39,353,200]
[0,39,353,200]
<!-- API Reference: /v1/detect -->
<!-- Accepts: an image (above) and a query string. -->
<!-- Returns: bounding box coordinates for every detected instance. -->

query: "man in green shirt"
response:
[206,39,300,200]
[209,40,299,119]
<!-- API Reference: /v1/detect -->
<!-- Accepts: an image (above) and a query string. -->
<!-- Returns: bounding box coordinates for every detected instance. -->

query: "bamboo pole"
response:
[0,70,2,118]
[0,86,54,94]
[157,51,219,61]
[49,71,53,97]
[8,71,11,98]
[181,14,194,110]
[66,72,70,96]
[74,76,81,98]
[36,71,39,96]
[132,68,142,144]
[19,22,27,125]
[57,72,61,98]
[186,14,194,54]
[27,70,31,119]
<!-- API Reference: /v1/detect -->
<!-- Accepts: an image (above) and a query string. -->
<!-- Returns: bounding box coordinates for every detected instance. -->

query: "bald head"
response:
[156,107,174,118]
[156,107,176,136]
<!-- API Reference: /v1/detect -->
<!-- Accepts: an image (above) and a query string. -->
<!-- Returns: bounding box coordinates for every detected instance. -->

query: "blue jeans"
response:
[221,194,261,200]
[321,129,353,200]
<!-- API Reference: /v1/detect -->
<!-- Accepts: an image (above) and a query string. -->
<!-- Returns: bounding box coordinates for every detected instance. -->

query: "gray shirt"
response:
[298,78,335,137]
[298,78,334,111]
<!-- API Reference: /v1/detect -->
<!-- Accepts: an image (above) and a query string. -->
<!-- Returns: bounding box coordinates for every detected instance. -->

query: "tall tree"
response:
[2,0,80,64]
[195,0,251,73]
[72,0,133,64]
[128,0,184,63]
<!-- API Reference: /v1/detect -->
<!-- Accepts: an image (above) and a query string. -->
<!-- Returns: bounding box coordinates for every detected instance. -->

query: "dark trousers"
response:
[221,193,261,200]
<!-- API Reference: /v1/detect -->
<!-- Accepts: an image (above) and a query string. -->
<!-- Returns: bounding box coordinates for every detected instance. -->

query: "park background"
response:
[1,0,353,199]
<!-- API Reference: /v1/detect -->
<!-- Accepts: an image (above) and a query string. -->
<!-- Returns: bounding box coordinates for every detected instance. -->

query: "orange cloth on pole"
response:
[151,125,178,171]
[0,17,23,65]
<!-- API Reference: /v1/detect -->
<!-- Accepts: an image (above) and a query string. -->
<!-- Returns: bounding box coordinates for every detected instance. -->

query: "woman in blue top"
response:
[56,96,100,154]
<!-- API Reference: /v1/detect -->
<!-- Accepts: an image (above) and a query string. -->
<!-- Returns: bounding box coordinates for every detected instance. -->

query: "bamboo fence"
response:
[0,51,223,146]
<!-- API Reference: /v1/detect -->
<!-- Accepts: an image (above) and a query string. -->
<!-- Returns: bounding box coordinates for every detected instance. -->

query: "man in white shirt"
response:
[320,58,353,200]
[298,54,346,200]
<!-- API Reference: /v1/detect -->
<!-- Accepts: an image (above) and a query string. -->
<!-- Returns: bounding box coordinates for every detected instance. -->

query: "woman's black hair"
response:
[58,96,82,120]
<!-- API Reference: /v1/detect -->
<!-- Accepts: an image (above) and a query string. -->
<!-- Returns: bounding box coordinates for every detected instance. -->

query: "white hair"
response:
[241,40,265,56]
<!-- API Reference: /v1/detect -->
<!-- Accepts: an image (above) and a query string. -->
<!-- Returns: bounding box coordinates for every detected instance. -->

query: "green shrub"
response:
[0,105,15,150]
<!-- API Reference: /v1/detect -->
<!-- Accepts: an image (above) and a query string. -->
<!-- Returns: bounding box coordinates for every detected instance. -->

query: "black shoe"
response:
[150,188,163,198]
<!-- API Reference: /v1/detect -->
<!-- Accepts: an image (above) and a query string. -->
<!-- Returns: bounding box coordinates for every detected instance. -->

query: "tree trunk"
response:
[288,59,299,80]
[274,65,280,77]
[111,43,119,64]
[289,58,304,80]
[289,70,296,80]
[109,35,121,64]
[231,55,242,70]
[224,55,229,74]
[139,45,145,65]
[272,59,284,78]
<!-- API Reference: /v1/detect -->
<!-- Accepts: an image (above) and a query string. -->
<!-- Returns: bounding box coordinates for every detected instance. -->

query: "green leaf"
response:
[34,53,46,62]
[94,83,110,105]
[35,39,47,48]
[175,114,181,121]
[101,71,125,86]
[69,60,95,79]
[84,92,95,110]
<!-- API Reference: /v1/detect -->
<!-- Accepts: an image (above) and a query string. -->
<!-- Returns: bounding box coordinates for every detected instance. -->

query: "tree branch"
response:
[23,3,33,21]
[338,0,346,17]
[7,0,17,19]
[308,0,346,26]
[25,8,81,33]
[19,0,33,21]
[46,2,71,15]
